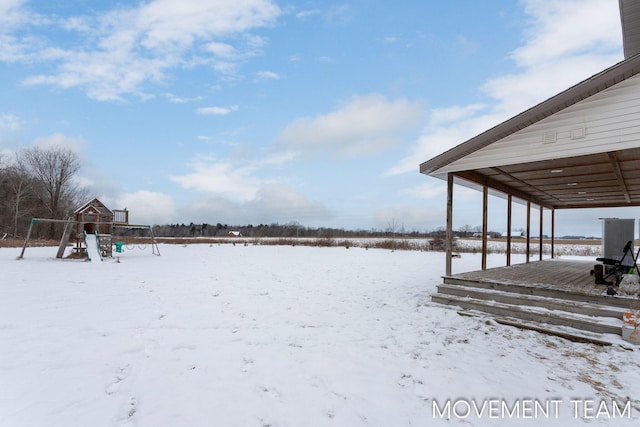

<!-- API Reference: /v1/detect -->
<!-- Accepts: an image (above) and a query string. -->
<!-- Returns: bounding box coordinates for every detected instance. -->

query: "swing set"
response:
[17,198,160,260]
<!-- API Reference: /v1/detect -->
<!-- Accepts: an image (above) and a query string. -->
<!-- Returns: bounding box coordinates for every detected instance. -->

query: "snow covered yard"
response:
[1,244,639,426]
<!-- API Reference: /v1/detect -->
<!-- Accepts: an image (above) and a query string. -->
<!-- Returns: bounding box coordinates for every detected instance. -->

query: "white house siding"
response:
[433,73,640,176]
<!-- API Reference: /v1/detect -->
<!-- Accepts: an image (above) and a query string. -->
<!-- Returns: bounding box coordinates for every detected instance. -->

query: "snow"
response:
[1,244,639,426]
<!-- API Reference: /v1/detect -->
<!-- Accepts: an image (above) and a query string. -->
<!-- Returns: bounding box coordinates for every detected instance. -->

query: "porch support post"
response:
[551,208,555,259]
[506,194,512,266]
[539,205,544,261]
[482,185,488,271]
[445,173,454,276]
[526,201,531,264]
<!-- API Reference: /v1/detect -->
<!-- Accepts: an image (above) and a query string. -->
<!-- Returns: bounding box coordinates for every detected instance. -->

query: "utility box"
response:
[601,218,634,260]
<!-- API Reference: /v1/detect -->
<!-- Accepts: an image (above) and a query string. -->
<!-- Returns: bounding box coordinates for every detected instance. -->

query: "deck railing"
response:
[113,209,129,225]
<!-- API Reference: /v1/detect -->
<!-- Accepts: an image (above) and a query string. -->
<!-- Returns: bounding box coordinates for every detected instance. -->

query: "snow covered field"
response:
[1,244,639,426]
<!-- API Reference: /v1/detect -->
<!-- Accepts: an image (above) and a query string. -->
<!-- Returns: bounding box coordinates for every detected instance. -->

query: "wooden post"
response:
[539,205,544,261]
[18,219,37,259]
[445,174,454,276]
[482,185,488,271]
[507,194,512,267]
[526,201,531,264]
[551,208,555,259]
[148,225,161,256]
[56,217,75,259]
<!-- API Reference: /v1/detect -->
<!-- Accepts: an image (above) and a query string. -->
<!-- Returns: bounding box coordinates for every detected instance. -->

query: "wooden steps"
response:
[442,276,630,308]
[458,311,623,346]
[436,283,626,319]
[431,274,632,344]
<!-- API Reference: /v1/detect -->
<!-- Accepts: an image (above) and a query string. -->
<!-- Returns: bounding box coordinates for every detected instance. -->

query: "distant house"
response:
[228,231,243,237]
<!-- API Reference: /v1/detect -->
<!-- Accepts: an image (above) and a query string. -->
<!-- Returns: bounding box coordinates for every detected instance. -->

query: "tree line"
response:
[148,223,544,240]
[0,145,443,242]
[1,145,579,242]
[0,146,86,239]
[149,222,438,239]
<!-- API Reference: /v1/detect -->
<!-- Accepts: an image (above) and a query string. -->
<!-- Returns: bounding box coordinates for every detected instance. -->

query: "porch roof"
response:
[420,54,640,210]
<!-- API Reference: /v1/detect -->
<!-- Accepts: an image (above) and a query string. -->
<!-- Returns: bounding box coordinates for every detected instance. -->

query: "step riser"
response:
[443,277,630,308]
[431,294,621,335]
[437,285,623,320]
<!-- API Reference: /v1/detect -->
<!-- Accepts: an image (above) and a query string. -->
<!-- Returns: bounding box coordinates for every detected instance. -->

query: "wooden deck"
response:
[449,258,606,295]
[433,259,640,344]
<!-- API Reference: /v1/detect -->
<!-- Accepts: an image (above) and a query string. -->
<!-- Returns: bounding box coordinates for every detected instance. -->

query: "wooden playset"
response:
[18,198,160,259]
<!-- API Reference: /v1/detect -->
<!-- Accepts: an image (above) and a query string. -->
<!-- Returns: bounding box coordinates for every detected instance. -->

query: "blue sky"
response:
[0,0,633,236]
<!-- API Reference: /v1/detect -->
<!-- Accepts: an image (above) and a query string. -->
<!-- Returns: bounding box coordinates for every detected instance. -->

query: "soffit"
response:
[452,147,640,209]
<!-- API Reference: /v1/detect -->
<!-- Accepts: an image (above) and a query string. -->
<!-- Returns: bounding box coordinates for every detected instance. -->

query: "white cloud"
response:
[74,165,125,203]
[483,0,621,112]
[196,105,239,115]
[0,0,34,61]
[388,0,623,177]
[136,0,278,50]
[169,147,297,216]
[0,0,29,30]
[513,0,621,67]
[179,184,333,226]
[256,70,280,80]
[248,184,333,223]
[385,104,496,176]
[428,104,487,128]
[116,190,178,225]
[316,55,334,64]
[7,0,281,100]
[205,41,237,58]
[165,93,204,103]
[0,112,22,131]
[401,182,446,200]
[482,52,621,116]
[277,93,422,158]
[169,156,264,201]
[32,133,86,154]
[295,9,321,20]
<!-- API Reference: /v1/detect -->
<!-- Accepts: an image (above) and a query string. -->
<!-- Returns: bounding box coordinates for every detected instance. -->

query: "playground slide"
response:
[84,232,102,262]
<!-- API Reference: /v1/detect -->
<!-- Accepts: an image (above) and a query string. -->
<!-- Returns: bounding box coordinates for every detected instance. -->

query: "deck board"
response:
[448,259,607,296]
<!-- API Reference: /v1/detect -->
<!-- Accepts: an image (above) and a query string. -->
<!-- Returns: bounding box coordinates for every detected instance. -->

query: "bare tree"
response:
[4,162,35,237]
[386,218,399,236]
[458,224,473,238]
[20,146,82,237]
